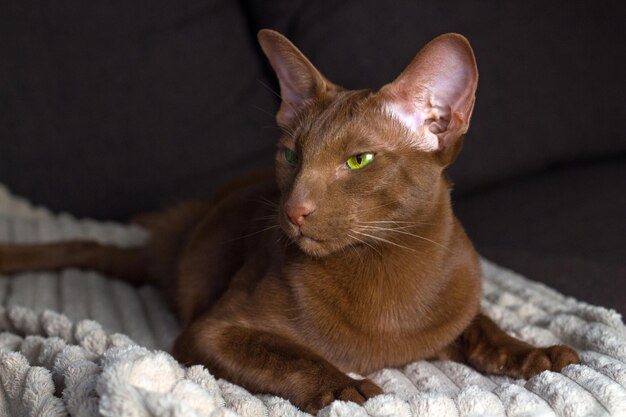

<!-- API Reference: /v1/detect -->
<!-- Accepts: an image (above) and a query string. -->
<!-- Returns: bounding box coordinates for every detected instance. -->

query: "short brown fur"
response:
[0,30,579,414]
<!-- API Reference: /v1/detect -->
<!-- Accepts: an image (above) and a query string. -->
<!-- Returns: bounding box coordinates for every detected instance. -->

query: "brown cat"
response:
[0,30,579,414]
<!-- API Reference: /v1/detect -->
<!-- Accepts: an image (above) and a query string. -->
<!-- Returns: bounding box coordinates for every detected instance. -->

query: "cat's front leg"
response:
[172,316,383,414]
[441,313,580,379]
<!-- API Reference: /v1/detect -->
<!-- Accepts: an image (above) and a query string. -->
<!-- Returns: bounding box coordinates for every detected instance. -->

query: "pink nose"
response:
[286,202,316,227]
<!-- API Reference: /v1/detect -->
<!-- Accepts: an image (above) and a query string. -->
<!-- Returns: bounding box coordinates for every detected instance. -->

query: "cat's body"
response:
[0,30,579,414]
[142,167,479,375]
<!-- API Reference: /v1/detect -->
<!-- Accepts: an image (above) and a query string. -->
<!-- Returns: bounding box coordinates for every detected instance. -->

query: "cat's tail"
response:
[0,240,150,285]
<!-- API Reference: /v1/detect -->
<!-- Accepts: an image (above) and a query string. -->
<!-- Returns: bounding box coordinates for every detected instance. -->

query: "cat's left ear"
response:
[380,34,478,163]
[258,29,340,128]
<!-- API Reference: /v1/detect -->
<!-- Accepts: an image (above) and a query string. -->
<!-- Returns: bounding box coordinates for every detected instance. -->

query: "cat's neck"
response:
[276,178,481,356]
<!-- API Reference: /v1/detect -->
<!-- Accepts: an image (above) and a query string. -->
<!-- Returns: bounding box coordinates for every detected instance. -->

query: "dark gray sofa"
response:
[1,0,624,314]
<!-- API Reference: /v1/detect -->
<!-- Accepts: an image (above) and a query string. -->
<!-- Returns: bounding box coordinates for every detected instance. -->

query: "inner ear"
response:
[379,33,478,151]
[258,29,340,128]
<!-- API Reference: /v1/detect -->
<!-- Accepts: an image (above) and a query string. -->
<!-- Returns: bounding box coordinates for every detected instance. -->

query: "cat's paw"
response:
[542,344,580,373]
[300,376,383,415]
[477,343,580,379]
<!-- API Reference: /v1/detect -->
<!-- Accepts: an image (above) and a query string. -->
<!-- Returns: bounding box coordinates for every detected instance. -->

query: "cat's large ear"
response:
[380,34,478,160]
[258,29,339,128]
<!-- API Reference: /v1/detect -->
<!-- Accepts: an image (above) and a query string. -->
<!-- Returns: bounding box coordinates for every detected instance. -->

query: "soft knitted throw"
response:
[0,184,624,417]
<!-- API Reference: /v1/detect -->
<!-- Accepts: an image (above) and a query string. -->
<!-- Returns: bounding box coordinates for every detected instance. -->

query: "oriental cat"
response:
[0,30,579,414]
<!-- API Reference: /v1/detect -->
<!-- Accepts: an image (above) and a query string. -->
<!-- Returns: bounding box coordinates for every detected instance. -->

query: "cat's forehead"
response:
[295,90,381,148]
[281,89,413,161]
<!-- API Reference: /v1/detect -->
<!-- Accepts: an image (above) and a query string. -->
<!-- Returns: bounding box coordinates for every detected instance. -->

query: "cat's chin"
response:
[295,235,332,257]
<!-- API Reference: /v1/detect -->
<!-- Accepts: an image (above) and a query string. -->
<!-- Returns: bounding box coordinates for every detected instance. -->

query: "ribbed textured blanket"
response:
[0,184,625,417]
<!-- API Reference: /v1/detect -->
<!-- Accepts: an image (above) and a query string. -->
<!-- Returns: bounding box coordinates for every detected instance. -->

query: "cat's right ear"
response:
[379,34,478,163]
[258,29,338,128]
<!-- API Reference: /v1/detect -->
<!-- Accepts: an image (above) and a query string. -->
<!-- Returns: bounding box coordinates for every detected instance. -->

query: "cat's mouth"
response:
[286,226,333,256]
[296,232,329,255]
[296,229,325,244]
[298,232,323,244]
[279,213,335,256]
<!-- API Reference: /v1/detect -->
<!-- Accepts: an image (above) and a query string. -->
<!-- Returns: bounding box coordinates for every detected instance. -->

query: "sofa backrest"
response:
[248,0,626,194]
[0,0,278,219]
[1,0,623,219]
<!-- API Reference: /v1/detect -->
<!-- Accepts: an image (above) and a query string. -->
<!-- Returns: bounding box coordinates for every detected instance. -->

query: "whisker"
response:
[254,214,279,219]
[228,225,279,242]
[251,215,279,224]
[357,223,423,231]
[352,195,434,215]
[251,104,278,119]
[352,230,416,252]
[252,196,279,210]
[347,233,382,256]
[276,232,288,246]
[257,78,297,114]
[358,220,435,225]
[275,120,298,139]
[356,226,451,252]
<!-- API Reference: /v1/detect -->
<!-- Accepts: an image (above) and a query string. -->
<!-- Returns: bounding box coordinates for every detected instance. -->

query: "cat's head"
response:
[258,30,478,257]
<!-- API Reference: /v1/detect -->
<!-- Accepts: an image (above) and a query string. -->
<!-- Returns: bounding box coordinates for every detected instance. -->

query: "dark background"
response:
[1,1,625,314]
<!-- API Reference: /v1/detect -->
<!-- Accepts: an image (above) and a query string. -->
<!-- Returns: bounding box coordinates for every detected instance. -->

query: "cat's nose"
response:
[286,202,316,227]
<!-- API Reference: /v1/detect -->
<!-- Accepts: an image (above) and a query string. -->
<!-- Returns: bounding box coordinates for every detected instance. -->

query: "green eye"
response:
[346,153,375,170]
[284,148,299,166]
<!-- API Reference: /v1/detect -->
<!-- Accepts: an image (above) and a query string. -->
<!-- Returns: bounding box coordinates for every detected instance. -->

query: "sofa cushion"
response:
[0,0,278,219]
[454,157,626,315]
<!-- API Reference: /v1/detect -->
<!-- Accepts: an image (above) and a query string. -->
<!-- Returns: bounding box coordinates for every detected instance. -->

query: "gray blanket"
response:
[0,184,625,417]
